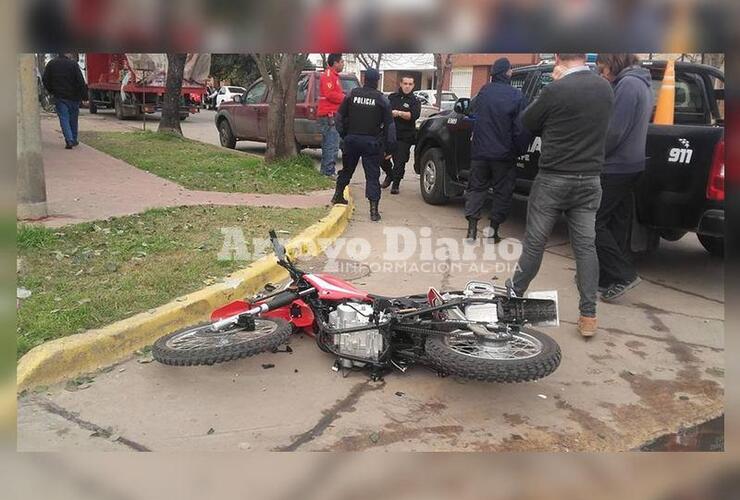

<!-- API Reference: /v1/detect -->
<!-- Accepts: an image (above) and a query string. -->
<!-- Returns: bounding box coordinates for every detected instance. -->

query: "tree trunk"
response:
[434,53,452,110]
[158,53,187,135]
[255,53,307,162]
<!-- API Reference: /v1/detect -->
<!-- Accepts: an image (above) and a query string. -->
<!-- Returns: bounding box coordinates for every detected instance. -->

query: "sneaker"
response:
[578,316,598,337]
[65,143,73,149]
[72,141,79,147]
[601,276,642,302]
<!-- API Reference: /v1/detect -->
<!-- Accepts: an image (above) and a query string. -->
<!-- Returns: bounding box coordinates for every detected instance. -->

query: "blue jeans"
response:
[512,173,603,317]
[55,98,80,146]
[318,116,339,176]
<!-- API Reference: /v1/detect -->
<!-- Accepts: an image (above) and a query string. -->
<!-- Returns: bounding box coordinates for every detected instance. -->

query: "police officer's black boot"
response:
[331,185,348,205]
[390,180,400,195]
[369,200,381,222]
[465,216,478,241]
[489,221,502,243]
[381,176,393,189]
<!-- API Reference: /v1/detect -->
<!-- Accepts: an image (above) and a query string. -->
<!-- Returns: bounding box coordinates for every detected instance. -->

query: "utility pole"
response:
[17,53,48,220]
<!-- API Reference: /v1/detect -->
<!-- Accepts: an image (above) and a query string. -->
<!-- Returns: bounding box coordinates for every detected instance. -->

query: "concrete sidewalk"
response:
[17,162,724,451]
[35,116,332,227]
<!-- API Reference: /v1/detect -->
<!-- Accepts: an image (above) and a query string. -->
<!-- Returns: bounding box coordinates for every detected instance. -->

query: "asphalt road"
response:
[18,108,725,451]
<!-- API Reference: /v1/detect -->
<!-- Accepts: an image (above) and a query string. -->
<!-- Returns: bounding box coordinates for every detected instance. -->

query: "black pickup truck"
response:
[414,61,725,256]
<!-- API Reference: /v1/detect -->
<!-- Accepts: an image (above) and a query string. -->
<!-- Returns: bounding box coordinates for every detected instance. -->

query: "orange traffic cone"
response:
[654,60,675,125]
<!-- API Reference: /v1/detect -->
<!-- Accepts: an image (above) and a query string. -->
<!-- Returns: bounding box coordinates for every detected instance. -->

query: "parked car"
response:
[215,71,360,149]
[215,86,247,108]
[414,90,459,111]
[414,61,725,256]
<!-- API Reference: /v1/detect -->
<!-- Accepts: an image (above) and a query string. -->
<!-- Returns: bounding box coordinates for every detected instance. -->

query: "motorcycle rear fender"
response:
[210,298,316,330]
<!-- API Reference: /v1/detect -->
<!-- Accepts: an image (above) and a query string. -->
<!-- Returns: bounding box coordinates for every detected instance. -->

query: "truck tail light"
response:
[707,138,725,201]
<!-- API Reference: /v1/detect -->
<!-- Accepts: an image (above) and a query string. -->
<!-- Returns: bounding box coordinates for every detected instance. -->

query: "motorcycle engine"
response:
[328,302,383,367]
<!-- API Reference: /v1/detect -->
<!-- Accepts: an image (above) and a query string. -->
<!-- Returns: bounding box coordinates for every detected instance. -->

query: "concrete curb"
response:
[16,190,354,392]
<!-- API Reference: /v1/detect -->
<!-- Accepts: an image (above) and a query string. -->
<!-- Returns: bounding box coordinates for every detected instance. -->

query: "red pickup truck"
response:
[215,70,360,149]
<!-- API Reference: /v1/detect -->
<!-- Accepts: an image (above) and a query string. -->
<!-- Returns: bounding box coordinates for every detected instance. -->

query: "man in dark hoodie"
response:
[595,54,654,302]
[464,57,530,243]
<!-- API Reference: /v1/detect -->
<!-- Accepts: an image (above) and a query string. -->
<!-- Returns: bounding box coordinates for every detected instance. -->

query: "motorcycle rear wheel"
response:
[153,317,292,366]
[426,327,560,383]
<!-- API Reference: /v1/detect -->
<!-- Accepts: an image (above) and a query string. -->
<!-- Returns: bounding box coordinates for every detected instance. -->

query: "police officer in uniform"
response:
[464,57,530,243]
[331,69,396,222]
[381,74,421,194]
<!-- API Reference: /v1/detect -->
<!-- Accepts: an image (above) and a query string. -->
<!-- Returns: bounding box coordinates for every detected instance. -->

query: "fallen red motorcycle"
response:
[153,231,562,382]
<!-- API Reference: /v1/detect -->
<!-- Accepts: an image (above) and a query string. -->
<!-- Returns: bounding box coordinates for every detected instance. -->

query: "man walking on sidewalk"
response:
[595,53,653,302]
[507,54,614,338]
[464,57,530,243]
[318,53,346,177]
[42,53,87,149]
[382,74,421,194]
[331,69,396,222]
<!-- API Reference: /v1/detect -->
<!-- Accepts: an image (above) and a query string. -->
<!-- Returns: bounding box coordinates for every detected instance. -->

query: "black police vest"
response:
[346,87,384,137]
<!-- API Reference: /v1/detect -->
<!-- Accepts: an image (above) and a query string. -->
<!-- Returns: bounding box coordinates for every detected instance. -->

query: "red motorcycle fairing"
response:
[303,273,371,302]
[210,298,316,332]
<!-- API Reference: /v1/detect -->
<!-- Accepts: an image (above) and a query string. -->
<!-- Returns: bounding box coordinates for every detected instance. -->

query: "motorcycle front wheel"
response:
[425,327,561,383]
[153,317,292,366]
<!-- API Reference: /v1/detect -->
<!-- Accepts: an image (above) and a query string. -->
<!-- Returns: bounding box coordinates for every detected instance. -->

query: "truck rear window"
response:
[649,71,709,125]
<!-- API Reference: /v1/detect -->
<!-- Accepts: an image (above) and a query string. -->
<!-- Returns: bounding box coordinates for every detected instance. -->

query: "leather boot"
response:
[370,200,381,222]
[465,216,478,241]
[331,186,348,205]
[489,221,502,243]
[381,176,393,189]
[390,181,400,194]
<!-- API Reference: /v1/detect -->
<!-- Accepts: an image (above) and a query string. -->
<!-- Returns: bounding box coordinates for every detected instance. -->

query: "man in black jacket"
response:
[332,69,396,222]
[381,75,421,194]
[506,54,614,338]
[464,57,530,243]
[42,53,88,149]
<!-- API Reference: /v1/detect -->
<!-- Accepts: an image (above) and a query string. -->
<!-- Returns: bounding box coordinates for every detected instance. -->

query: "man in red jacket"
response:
[318,53,345,177]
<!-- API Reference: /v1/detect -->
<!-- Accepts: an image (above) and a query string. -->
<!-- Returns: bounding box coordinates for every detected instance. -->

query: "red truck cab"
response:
[86,53,206,120]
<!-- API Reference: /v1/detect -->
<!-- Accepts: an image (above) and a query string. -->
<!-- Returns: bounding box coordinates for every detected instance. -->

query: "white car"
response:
[215,86,247,108]
[414,90,459,111]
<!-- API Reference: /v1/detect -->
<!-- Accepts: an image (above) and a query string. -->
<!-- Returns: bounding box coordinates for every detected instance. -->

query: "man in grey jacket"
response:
[595,54,654,302]
[507,53,614,337]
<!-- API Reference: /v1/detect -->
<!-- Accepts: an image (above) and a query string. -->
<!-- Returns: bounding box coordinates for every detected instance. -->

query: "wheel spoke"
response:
[444,330,543,361]
[165,320,278,351]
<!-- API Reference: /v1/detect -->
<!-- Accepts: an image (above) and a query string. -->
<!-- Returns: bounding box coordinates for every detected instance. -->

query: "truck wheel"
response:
[658,229,687,242]
[218,120,237,149]
[419,147,449,205]
[179,114,188,121]
[114,94,126,120]
[88,93,97,114]
[698,234,724,257]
